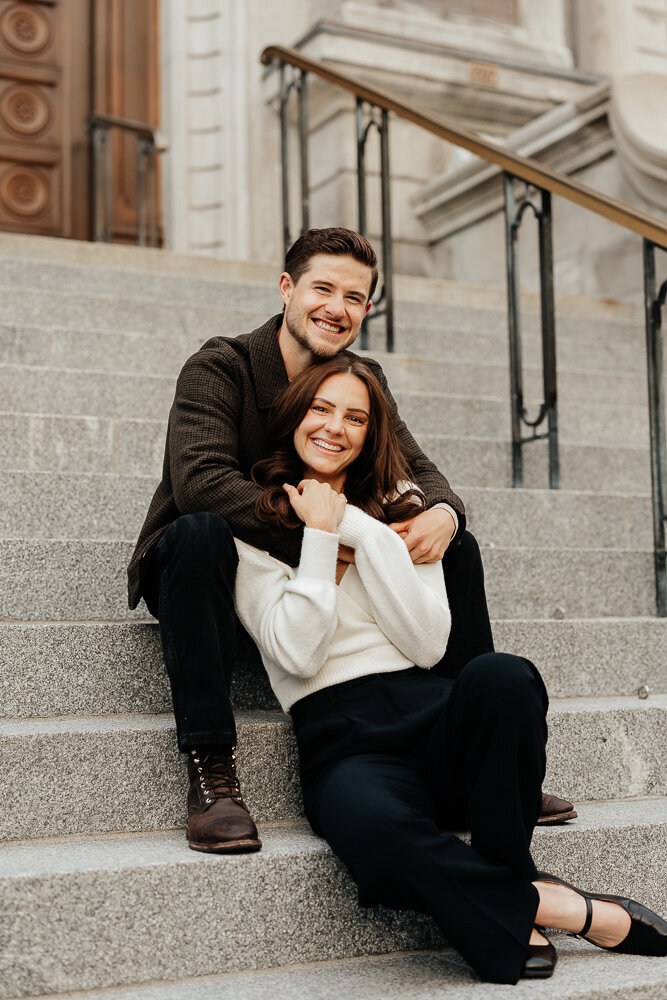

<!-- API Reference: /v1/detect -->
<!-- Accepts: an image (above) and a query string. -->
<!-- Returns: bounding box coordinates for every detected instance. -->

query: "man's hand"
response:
[388,507,456,564]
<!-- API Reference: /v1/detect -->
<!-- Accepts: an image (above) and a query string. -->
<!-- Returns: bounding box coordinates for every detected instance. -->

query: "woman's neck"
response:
[301,467,347,494]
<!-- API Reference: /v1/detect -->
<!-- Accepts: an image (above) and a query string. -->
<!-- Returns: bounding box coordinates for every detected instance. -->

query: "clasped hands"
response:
[284,480,456,564]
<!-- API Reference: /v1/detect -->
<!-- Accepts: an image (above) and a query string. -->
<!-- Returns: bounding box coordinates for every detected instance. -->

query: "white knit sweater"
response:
[234,504,451,712]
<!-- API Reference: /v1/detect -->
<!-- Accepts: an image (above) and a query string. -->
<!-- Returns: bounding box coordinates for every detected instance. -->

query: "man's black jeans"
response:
[140,512,494,752]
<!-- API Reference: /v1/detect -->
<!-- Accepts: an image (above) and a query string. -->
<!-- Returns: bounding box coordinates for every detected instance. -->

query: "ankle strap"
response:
[579,895,593,937]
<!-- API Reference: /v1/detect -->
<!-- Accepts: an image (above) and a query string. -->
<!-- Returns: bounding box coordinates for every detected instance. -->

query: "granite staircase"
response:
[1,233,665,1000]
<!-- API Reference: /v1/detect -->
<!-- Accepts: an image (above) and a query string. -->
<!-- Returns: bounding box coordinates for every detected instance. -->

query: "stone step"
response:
[19,938,667,1000]
[1,618,665,722]
[1,408,651,492]
[1,318,648,407]
[419,434,652,494]
[0,255,278,310]
[0,800,664,998]
[0,286,278,341]
[0,303,648,380]
[368,314,647,375]
[393,390,649,450]
[0,364,650,449]
[1,472,652,551]
[0,539,656,620]
[1,697,665,841]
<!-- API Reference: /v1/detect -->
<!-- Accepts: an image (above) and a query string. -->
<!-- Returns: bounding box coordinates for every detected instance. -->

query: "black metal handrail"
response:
[86,113,168,248]
[262,44,667,616]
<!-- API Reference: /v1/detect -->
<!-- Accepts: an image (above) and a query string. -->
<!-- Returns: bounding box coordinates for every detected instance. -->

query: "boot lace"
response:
[190,747,243,806]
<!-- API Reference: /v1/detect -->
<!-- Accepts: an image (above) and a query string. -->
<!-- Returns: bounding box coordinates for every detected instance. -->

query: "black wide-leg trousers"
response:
[291,654,549,985]
[139,512,494,751]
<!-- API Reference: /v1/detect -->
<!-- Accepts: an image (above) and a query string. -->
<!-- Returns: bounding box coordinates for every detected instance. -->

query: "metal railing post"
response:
[503,174,559,489]
[136,134,147,247]
[538,189,559,489]
[503,173,524,487]
[643,240,667,616]
[279,62,291,254]
[90,124,107,243]
[355,101,394,352]
[379,108,394,353]
[356,98,367,237]
[298,70,310,234]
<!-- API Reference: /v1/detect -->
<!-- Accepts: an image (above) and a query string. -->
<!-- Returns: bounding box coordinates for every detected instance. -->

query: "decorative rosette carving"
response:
[0,3,51,56]
[0,84,50,136]
[0,164,50,217]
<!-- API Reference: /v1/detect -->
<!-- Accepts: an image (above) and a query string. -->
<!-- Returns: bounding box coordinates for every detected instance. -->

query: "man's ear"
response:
[278,271,294,307]
[364,299,372,317]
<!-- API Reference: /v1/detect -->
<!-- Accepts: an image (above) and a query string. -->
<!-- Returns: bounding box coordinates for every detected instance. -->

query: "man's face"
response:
[279,254,373,359]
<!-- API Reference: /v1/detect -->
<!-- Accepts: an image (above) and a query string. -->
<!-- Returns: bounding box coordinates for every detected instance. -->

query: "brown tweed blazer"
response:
[127,315,465,609]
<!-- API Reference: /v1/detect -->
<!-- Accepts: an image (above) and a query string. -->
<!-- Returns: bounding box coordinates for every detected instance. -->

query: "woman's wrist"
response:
[304,518,339,533]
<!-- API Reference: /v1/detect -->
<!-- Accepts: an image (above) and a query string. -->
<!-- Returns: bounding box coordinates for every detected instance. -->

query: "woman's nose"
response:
[324,412,344,434]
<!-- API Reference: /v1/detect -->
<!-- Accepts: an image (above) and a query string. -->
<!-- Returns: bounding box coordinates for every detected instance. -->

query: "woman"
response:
[233,355,667,985]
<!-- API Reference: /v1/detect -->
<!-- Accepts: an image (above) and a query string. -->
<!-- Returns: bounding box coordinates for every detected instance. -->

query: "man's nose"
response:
[324,292,345,317]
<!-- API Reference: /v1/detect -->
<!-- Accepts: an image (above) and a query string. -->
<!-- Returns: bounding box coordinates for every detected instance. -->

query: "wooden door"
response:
[0,0,160,241]
[92,0,161,243]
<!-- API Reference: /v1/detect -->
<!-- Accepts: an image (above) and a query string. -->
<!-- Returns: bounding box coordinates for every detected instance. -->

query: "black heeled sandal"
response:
[523,926,557,979]
[536,872,667,957]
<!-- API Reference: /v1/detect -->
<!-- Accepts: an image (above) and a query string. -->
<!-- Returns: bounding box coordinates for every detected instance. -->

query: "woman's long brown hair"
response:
[253,356,425,531]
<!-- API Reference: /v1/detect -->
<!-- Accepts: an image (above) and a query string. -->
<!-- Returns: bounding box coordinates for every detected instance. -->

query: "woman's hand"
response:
[283,480,347,533]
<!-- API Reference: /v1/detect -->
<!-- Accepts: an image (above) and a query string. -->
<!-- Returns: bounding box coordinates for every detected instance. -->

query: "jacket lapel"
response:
[248,315,290,410]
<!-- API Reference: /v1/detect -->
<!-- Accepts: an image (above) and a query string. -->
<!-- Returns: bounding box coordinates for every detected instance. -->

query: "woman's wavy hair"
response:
[253,356,425,531]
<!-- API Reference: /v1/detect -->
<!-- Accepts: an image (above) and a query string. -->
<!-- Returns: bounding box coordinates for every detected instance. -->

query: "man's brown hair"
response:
[284,227,379,301]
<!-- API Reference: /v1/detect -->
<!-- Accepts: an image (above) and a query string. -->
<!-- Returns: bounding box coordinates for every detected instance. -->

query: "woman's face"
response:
[293,372,371,488]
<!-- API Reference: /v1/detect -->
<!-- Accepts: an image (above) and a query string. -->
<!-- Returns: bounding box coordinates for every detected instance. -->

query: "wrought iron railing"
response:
[261,45,667,616]
[86,113,168,248]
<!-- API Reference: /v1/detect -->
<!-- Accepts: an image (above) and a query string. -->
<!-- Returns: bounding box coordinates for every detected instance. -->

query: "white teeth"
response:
[312,438,343,452]
[314,319,343,334]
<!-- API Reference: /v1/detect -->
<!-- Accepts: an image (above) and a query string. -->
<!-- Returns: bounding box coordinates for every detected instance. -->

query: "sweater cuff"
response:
[298,527,340,581]
[338,505,376,547]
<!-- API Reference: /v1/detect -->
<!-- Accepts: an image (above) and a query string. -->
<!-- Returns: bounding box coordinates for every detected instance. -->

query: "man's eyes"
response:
[314,286,363,304]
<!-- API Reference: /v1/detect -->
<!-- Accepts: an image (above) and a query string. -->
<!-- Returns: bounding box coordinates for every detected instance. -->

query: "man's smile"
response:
[312,318,346,335]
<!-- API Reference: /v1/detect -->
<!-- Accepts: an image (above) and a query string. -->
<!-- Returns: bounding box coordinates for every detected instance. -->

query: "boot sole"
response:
[187,837,262,854]
[537,809,577,825]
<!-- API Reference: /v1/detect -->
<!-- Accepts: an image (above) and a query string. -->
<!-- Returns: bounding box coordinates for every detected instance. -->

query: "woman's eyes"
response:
[310,405,365,425]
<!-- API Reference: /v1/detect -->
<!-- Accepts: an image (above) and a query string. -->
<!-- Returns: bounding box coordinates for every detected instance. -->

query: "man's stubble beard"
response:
[284,305,354,361]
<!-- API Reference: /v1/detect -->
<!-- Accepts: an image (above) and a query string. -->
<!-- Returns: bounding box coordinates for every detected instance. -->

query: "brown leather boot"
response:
[186,747,262,853]
[537,791,577,825]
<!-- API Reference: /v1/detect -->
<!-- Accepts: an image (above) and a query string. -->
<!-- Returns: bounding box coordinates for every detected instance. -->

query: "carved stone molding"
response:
[0,164,50,217]
[0,2,51,56]
[0,83,51,136]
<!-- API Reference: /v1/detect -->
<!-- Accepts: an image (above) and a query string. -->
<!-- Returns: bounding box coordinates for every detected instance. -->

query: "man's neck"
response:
[277,320,313,381]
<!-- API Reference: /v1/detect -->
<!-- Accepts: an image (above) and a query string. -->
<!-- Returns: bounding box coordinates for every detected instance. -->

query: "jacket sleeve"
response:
[234,530,340,678]
[167,348,302,565]
[362,357,466,541]
[337,504,451,667]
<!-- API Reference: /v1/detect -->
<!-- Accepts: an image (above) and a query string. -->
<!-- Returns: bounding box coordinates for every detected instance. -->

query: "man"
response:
[127,228,574,853]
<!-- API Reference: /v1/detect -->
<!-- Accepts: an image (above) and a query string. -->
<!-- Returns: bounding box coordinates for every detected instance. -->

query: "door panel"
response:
[92,0,160,243]
[0,0,69,236]
[0,0,160,242]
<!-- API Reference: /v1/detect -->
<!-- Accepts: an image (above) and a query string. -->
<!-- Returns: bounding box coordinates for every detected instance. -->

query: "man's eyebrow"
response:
[312,396,369,416]
[310,278,366,298]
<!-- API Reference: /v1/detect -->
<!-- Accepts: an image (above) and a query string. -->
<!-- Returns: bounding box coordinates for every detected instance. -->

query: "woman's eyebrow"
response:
[312,396,369,416]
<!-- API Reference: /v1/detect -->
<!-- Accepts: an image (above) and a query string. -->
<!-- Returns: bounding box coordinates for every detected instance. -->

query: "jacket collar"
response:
[248,314,290,410]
